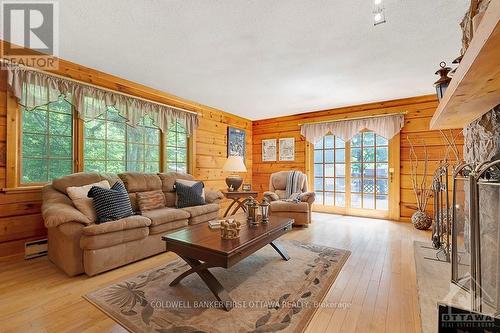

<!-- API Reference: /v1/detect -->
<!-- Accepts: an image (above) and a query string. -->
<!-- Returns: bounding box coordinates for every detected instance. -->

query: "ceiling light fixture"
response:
[373,7,386,26]
[374,0,382,4]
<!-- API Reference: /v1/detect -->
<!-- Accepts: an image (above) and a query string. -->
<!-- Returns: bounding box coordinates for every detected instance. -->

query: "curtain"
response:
[6,64,198,135]
[300,114,405,144]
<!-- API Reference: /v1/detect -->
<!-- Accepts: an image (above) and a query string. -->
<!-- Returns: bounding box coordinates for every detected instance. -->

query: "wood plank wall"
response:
[251,95,463,222]
[0,61,252,259]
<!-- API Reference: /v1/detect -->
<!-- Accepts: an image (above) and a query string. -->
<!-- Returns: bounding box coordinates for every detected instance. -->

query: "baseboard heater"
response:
[25,239,48,259]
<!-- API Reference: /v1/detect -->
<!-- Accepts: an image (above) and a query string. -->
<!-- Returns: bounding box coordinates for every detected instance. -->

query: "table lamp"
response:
[222,156,247,191]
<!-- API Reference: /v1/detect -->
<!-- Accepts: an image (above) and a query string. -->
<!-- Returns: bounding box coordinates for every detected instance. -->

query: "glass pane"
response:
[84,119,106,139]
[22,158,48,183]
[363,132,375,146]
[324,150,334,163]
[107,122,125,141]
[376,163,389,178]
[315,192,324,205]
[23,109,47,133]
[325,164,334,177]
[84,160,106,172]
[336,149,345,163]
[351,163,362,177]
[314,164,323,177]
[49,112,72,136]
[351,148,362,162]
[106,161,126,173]
[363,163,375,177]
[351,133,362,147]
[376,179,389,194]
[335,164,345,177]
[376,147,388,162]
[324,135,335,149]
[325,178,334,191]
[166,147,177,162]
[335,193,345,207]
[49,136,72,158]
[145,127,159,145]
[166,163,178,172]
[127,161,143,172]
[351,193,362,208]
[107,141,126,161]
[127,143,143,162]
[84,140,105,160]
[351,178,362,192]
[363,178,375,193]
[314,178,323,191]
[50,97,72,114]
[177,133,187,147]
[376,195,389,210]
[376,135,388,146]
[145,162,159,173]
[145,145,160,162]
[363,194,375,209]
[324,192,334,206]
[176,163,187,173]
[177,148,187,163]
[49,159,72,180]
[335,178,345,192]
[127,126,144,143]
[314,139,323,150]
[363,148,375,162]
[314,150,323,163]
[23,134,47,157]
[335,137,345,148]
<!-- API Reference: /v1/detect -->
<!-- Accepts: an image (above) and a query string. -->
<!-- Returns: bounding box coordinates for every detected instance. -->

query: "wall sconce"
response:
[434,62,452,101]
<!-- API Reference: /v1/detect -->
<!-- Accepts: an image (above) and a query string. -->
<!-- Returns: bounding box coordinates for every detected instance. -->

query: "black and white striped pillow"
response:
[87,181,134,224]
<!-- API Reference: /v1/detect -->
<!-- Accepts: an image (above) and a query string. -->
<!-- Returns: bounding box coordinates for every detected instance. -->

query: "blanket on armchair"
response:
[285,171,305,201]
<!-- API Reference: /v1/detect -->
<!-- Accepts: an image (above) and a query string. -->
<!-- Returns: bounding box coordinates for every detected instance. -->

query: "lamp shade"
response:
[223,156,247,173]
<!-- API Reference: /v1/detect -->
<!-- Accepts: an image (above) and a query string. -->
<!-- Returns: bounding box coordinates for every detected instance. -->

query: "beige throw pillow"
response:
[67,180,110,222]
[137,190,166,212]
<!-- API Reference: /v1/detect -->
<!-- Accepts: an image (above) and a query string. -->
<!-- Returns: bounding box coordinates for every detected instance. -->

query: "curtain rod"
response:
[298,111,407,126]
[0,58,199,116]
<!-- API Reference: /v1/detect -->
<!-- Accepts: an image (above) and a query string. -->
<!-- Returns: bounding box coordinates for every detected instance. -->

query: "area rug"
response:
[84,240,350,333]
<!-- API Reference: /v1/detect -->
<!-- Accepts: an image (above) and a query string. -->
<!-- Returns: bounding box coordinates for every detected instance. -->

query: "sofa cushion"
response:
[42,185,92,227]
[52,172,103,194]
[270,201,309,213]
[188,210,219,225]
[163,192,176,207]
[149,219,188,234]
[80,227,149,250]
[118,172,162,193]
[175,181,206,208]
[137,190,166,212]
[67,180,110,222]
[158,172,195,192]
[181,203,219,217]
[141,207,190,226]
[88,181,134,223]
[82,215,151,235]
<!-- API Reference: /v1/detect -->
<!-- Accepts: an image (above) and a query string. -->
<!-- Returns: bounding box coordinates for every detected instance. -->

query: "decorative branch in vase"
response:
[407,136,433,230]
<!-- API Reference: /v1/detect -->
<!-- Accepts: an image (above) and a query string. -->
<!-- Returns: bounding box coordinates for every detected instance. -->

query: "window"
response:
[20,96,73,183]
[314,135,346,207]
[165,121,188,173]
[350,131,389,210]
[83,107,161,173]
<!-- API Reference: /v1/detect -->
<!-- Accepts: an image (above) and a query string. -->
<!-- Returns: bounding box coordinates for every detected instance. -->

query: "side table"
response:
[222,191,258,217]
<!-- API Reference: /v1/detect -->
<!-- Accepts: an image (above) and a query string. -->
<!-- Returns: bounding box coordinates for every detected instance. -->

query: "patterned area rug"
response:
[84,240,350,333]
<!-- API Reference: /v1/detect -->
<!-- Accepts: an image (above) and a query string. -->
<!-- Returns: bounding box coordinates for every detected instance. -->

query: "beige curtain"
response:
[6,64,198,135]
[300,114,405,144]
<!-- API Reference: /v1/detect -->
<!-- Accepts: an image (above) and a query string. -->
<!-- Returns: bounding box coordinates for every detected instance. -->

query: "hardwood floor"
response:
[0,213,430,333]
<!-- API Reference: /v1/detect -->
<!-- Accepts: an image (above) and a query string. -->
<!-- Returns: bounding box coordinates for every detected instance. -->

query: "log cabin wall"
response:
[0,62,252,259]
[251,95,463,222]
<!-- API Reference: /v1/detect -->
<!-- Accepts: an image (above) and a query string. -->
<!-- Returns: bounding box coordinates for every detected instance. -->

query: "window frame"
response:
[5,92,195,191]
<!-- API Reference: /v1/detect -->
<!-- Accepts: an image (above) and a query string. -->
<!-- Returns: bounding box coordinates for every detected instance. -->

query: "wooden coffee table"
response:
[162,216,294,311]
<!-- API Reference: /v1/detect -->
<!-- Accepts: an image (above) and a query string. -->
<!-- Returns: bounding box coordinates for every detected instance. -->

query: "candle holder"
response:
[259,198,270,223]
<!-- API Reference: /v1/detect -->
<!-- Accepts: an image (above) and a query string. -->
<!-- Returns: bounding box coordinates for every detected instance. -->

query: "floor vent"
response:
[25,239,48,259]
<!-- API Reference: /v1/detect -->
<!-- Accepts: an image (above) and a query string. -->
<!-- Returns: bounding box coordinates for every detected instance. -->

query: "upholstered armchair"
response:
[263,171,315,226]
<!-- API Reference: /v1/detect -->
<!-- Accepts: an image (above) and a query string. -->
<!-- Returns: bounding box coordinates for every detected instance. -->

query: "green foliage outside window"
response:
[21,96,73,183]
[165,121,188,173]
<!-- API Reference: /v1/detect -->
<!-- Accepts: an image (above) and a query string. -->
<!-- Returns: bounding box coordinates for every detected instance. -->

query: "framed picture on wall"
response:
[279,138,295,161]
[262,139,277,162]
[227,127,246,158]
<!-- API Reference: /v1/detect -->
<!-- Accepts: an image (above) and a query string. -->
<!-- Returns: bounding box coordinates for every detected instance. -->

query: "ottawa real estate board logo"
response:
[1,1,59,69]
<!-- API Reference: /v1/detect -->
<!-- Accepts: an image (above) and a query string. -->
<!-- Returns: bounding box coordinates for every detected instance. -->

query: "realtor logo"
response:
[1,1,59,69]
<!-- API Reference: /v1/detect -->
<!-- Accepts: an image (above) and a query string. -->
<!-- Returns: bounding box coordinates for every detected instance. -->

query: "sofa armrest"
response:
[42,185,91,228]
[205,190,224,204]
[263,191,280,202]
[299,191,316,204]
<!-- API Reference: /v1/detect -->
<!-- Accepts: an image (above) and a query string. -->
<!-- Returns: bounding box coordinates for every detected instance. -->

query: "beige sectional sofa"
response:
[42,172,223,277]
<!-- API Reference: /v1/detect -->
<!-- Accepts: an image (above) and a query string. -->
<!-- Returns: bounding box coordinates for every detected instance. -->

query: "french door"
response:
[307,130,400,220]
